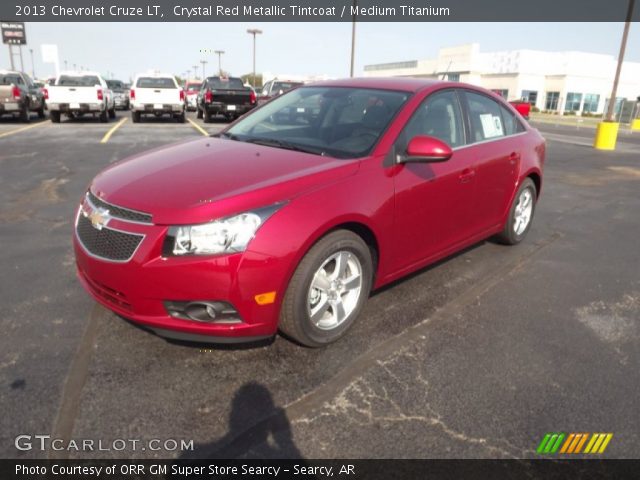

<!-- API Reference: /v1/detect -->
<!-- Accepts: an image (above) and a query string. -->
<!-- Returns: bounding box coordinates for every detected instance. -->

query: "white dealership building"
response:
[363,44,640,116]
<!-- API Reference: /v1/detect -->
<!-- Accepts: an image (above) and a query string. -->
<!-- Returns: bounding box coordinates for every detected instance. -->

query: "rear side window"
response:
[465,91,506,142]
[0,74,23,85]
[206,77,245,90]
[58,75,100,87]
[397,90,465,149]
[499,104,526,136]
[136,77,176,89]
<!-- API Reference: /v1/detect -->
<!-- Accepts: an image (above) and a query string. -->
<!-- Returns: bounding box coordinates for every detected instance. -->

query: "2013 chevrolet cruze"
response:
[74,78,545,347]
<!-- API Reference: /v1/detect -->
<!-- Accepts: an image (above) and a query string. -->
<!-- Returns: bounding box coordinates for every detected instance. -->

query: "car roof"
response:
[307,77,450,93]
[134,73,175,78]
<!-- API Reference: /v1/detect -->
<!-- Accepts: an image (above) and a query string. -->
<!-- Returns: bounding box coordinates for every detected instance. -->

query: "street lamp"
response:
[350,0,357,77]
[200,60,208,79]
[192,65,199,79]
[247,28,262,87]
[593,0,635,150]
[214,50,225,75]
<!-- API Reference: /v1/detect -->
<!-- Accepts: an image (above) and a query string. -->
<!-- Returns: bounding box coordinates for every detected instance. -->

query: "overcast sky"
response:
[2,22,638,81]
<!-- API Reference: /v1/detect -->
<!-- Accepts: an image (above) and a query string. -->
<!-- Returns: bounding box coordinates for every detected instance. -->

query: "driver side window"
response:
[397,90,465,153]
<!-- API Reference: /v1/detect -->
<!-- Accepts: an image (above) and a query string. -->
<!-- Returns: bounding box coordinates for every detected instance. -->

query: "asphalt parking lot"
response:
[1,112,639,459]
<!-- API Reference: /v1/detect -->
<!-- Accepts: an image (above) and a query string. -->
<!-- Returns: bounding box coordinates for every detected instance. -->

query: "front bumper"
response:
[73,212,285,342]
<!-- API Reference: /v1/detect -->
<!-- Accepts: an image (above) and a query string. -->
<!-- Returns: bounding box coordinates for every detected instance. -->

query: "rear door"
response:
[135,77,180,105]
[461,90,522,232]
[391,89,477,270]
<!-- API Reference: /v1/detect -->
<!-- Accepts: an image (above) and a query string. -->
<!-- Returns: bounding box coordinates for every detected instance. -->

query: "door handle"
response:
[459,168,476,183]
[509,152,521,165]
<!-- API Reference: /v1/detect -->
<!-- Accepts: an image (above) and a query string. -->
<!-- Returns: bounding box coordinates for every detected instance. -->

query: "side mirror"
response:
[401,135,453,163]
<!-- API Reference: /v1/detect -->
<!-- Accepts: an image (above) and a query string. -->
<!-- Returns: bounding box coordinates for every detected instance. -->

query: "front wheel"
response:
[279,230,373,347]
[495,178,537,245]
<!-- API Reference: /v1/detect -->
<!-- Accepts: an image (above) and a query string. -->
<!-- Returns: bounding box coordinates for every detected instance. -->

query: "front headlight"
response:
[167,204,283,256]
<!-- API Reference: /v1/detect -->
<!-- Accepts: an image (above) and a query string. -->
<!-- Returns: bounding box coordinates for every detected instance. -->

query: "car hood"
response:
[91,137,359,225]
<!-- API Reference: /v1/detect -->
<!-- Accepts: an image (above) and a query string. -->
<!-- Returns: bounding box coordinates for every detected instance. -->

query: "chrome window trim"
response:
[75,207,146,264]
[86,191,153,225]
[452,131,529,151]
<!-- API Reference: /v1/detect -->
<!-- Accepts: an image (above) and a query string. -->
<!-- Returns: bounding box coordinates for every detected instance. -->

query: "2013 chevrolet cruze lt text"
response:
[74,78,545,347]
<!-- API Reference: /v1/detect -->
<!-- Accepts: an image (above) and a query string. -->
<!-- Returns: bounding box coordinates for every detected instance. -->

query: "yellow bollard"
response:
[631,119,640,131]
[593,122,619,150]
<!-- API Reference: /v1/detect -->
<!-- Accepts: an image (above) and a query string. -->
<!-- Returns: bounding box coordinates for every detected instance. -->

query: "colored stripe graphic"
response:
[539,433,613,455]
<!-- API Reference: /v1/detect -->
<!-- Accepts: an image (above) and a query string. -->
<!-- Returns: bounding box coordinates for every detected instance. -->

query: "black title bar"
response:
[2,0,640,22]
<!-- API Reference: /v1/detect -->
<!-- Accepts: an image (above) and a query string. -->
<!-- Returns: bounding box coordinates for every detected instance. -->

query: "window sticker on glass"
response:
[479,113,504,138]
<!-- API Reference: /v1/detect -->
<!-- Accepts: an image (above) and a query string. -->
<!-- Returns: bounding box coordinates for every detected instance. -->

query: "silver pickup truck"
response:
[0,70,46,122]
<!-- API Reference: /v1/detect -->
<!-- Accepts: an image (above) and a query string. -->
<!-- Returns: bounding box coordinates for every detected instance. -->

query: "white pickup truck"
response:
[46,71,115,123]
[130,73,185,123]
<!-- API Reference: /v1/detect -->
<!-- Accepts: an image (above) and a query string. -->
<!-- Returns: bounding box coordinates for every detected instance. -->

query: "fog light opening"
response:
[164,300,242,324]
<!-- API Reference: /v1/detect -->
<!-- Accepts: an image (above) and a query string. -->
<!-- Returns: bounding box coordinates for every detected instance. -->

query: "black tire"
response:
[495,178,537,245]
[99,109,108,123]
[132,111,141,123]
[108,108,116,119]
[37,106,46,119]
[196,108,203,119]
[178,112,186,123]
[279,230,373,347]
[203,109,212,123]
[50,111,61,123]
[19,105,30,123]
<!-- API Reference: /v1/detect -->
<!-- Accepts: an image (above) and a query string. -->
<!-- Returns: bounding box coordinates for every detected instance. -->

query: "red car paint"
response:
[74,78,545,343]
[510,100,531,119]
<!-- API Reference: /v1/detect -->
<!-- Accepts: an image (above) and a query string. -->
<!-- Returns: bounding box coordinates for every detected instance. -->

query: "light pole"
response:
[64,60,68,70]
[200,60,208,80]
[350,0,357,77]
[29,48,35,78]
[247,28,262,87]
[192,65,199,79]
[214,50,225,75]
[593,0,635,150]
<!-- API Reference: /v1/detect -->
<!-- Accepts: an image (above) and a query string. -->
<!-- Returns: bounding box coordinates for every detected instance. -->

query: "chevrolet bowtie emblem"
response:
[87,207,110,230]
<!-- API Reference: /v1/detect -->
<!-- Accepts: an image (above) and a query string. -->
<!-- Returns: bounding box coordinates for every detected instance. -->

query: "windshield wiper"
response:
[242,137,327,156]
[217,132,242,141]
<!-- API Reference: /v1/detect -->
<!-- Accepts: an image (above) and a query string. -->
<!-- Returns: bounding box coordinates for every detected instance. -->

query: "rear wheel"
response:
[196,107,203,119]
[50,111,61,123]
[176,112,185,123]
[108,108,116,119]
[132,111,141,123]
[496,178,537,245]
[19,105,30,123]
[99,109,108,123]
[37,106,46,119]
[279,230,373,347]
[203,109,212,123]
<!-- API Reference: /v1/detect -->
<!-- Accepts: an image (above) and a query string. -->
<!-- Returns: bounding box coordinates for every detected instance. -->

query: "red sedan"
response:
[74,78,545,347]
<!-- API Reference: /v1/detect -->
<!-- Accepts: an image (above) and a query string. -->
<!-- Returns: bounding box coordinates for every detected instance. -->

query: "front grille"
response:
[76,214,143,262]
[88,191,152,224]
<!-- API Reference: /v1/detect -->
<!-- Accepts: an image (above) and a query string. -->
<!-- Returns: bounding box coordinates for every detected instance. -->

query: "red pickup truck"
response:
[509,100,531,120]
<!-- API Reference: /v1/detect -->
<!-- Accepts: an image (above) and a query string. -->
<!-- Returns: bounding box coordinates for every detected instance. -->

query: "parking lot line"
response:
[99,117,128,144]
[0,120,48,139]
[187,118,210,137]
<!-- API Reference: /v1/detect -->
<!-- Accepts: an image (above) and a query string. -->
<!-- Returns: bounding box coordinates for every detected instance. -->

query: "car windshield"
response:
[107,80,124,91]
[273,82,303,92]
[0,74,22,85]
[136,77,176,89]
[206,77,245,90]
[57,75,100,87]
[225,86,410,159]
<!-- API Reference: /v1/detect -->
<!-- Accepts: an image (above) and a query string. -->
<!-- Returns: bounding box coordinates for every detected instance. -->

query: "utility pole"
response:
[19,46,24,71]
[193,64,200,80]
[247,28,262,87]
[8,45,15,70]
[594,0,635,150]
[214,50,225,75]
[29,48,35,78]
[350,0,357,77]
[200,60,208,79]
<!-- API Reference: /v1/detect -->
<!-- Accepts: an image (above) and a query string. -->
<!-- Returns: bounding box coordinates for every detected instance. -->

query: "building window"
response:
[583,94,600,113]
[545,92,560,110]
[446,73,460,82]
[565,92,583,112]
[521,90,538,105]
[491,89,509,99]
